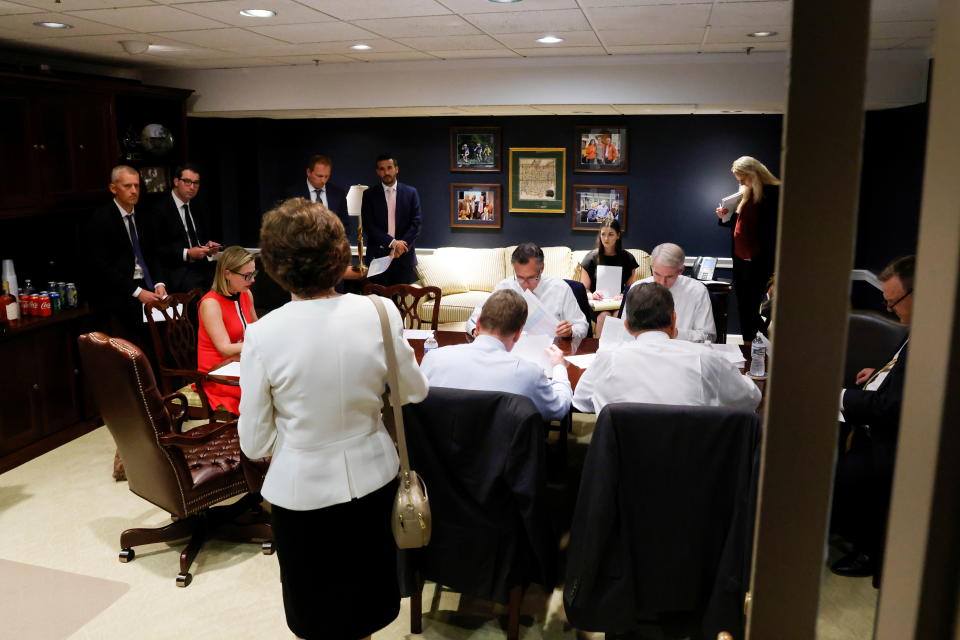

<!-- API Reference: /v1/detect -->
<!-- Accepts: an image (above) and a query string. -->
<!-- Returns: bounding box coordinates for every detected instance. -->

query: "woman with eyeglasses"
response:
[197,245,258,415]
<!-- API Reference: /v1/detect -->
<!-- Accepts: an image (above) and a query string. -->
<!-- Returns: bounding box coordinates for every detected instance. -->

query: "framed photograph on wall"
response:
[451,184,502,229]
[508,147,566,213]
[572,185,628,231]
[450,127,501,172]
[141,166,168,193]
[574,126,628,173]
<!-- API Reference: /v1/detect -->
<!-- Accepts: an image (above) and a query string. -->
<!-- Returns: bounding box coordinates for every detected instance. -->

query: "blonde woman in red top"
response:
[197,245,258,415]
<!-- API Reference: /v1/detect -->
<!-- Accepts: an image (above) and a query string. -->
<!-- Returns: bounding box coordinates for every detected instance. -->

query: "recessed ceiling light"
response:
[350,44,372,50]
[747,31,777,38]
[240,9,276,17]
[537,35,564,44]
[33,21,72,29]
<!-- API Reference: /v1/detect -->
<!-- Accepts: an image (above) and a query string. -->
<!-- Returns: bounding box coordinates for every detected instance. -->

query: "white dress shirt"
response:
[633,275,716,342]
[572,330,761,414]
[420,334,572,421]
[307,179,327,207]
[466,274,589,339]
[239,294,429,511]
[171,192,198,261]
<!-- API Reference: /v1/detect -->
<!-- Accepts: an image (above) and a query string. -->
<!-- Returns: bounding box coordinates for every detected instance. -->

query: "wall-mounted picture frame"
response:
[451,184,502,229]
[574,126,628,173]
[508,147,566,213]
[141,166,168,193]
[450,127,501,172]
[572,185,628,231]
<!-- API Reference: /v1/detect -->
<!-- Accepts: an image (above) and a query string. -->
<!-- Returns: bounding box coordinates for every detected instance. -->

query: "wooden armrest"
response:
[161,392,190,434]
[206,374,240,386]
[160,420,238,447]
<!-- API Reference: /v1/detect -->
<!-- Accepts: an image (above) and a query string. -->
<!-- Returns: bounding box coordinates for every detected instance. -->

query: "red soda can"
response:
[38,292,52,317]
[23,294,36,316]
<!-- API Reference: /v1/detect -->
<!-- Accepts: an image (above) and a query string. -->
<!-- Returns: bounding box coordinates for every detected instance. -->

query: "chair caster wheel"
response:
[176,572,192,587]
[261,541,275,555]
[119,548,135,563]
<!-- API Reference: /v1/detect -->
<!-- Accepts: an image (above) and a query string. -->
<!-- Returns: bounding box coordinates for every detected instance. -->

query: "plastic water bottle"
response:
[423,332,439,355]
[749,332,766,378]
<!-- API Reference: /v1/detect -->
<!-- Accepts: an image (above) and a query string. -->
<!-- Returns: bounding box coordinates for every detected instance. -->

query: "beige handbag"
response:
[369,295,432,549]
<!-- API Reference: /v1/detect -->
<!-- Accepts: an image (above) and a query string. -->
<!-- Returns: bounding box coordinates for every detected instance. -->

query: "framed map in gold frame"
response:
[508,148,566,213]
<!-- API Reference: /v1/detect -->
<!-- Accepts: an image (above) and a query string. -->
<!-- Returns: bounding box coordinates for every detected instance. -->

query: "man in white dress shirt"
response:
[466,243,589,339]
[629,242,716,342]
[422,289,572,421]
[573,282,760,414]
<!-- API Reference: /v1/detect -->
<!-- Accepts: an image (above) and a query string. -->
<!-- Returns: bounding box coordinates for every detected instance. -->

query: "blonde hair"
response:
[731,156,780,204]
[212,246,255,296]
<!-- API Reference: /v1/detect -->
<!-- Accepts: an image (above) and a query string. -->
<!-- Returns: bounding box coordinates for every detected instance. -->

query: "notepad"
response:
[719,191,742,223]
[142,303,183,323]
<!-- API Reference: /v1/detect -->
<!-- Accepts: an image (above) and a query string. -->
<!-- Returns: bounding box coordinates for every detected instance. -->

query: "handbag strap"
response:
[368,294,412,476]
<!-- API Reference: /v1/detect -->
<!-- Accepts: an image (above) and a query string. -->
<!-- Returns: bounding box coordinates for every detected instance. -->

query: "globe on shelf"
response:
[141,124,174,156]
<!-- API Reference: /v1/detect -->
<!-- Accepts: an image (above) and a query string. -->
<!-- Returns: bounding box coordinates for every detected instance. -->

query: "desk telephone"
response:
[691,256,717,281]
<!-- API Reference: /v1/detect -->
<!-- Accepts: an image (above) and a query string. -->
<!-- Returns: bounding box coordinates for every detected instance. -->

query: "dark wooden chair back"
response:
[705,281,733,344]
[362,283,442,329]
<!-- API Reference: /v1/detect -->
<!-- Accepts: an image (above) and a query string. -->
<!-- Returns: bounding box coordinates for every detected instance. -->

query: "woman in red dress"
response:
[197,246,258,415]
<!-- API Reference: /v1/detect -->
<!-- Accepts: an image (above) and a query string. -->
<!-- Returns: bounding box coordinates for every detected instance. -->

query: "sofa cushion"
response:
[415,253,469,295]
[434,247,505,293]
[502,245,573,279]
[422,290,491,325]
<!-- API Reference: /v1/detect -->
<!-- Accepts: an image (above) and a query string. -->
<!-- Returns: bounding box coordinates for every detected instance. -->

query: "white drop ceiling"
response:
[0,0,937,71]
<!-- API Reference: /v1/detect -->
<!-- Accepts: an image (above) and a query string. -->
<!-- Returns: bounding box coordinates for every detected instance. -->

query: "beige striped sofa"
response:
[416,246,652,330]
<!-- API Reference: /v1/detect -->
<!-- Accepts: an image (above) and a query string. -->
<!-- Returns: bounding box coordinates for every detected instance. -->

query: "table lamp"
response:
[347,185,368,274]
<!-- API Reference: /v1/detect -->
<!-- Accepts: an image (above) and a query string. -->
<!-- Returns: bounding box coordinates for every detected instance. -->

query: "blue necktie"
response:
[126,214,154,290]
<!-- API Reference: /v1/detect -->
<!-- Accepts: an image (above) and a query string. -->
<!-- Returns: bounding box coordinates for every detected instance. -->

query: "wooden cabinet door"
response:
[0,95,41,210]
[36,94,75,202]
[73,93,116,197]
[0,338,42,455]
[34,325,82,436]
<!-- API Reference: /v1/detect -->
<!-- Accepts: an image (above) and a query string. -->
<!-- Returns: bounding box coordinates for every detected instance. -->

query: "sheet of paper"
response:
[521,289,559,336]
[588,299,621,312]
[142,303,183,323]
[403,329,434,340]
[367,255,393,278]
[598,316,632,351]
[719,191,742,223]
[211,361,242,378]
[512,333,553,375]
[595,265,622,300]
[709,343,746,364]
[564,353,596,369]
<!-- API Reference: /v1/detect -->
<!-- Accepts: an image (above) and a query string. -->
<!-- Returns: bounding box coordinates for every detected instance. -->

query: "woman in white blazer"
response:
[238,198,428,640]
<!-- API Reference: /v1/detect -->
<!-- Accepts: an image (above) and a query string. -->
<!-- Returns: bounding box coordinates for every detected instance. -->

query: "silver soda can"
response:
[66,283,78,308]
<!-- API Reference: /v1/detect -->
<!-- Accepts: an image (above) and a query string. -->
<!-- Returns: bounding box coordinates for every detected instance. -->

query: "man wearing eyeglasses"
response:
[466,243,588,339]
[149,163,222,293]
[831,255,914,582]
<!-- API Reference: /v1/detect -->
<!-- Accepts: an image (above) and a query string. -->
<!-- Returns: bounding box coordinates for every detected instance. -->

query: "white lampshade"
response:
[346,184,368,216]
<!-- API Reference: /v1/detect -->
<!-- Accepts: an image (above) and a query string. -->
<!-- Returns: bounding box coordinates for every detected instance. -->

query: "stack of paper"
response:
[512,333,554,375]
[710,343,746,365]
[522,289,559,336]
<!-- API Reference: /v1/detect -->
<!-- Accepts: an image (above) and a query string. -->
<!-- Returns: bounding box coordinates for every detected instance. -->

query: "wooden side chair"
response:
[144,288,237,420]
[362,283,442,329]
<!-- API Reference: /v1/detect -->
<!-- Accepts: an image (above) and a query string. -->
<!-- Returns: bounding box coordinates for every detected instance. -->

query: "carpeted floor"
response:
[0,425,876,639]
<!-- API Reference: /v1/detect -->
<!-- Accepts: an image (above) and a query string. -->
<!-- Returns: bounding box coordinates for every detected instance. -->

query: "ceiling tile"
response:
[869,38,906,50]
[464,9,589,34]
[8,0,152,10]
[704,25,788,43]
[870,21,935,39]
[0,1,42,15]
[581,0,708,5]
[440,0,577,13]
[699,41,786,52]
[513,46,607,56]
[394,33,500,50]
[870,0,937,23]
[494,30,600,48]
[599,27,704,45]
[613,103,697,114]
[295,0,449,21]
[456,105,547,115]
[530,103,620,114]
[0,11,133,36]
[345,50,437,61]
[709,1,790,27]
[174,0,338,27]
[142,43,232,57]
[606,43,702,53]
[255,53,355,64]
[428,48,519,59]
[152,27,287,50]
[67,6,228,32]
[22,31,202,53]
[248,20,378,43]
[239,37,411,55]
[352,14,480,38]
[897,36,933,49]
[588,4,711,30]
[151,55,287,67]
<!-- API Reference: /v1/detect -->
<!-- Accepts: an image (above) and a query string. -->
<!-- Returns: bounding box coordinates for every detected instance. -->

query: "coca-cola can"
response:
[38,292,52,317]
[23,294,36,316]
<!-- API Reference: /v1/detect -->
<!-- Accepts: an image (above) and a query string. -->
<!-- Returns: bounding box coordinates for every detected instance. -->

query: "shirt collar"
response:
[473,334,507,352]
[171,191,187,210]
[307,180,324,195]
[113,199,134,217]
[634,330,672,344]
[382,181,398,193]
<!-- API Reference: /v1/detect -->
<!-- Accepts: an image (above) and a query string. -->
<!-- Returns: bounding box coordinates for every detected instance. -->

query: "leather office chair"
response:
[843,310,908,388]
[362,283,442,329]
[706,281,733,344]
[564,278,594,329]
[400,388,557,640]
[565,403,761,640]
[78,331,272,587]
[144,289,238,420]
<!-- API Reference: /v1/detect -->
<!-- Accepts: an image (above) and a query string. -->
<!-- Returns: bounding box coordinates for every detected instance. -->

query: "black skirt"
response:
[271,479,400,640]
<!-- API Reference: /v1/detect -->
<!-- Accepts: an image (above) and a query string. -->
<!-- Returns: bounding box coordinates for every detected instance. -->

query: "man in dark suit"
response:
[85,165,167,346]
[149,163,222,294]
[831,255,914,582]
[361,153,422,285]
[297,154,349,234]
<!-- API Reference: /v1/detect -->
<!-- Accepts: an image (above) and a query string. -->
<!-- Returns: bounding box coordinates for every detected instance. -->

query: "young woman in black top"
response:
[579,219,639,332]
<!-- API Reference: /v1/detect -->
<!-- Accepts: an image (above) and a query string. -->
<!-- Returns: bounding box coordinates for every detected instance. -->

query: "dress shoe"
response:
[831,551,875,577]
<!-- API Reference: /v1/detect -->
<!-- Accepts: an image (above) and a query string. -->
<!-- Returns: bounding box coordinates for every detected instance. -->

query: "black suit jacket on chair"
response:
[148,192,215,293]
[360,182,421,274]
